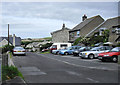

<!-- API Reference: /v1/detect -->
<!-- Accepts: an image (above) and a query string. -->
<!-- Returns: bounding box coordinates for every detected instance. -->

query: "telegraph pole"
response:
[8,24,9,46]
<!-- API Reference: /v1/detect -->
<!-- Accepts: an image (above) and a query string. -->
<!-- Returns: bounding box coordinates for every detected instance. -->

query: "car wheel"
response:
[56,51,59,55]
[88,54,94,59]
[64,52,69,55]
[112,56,118,63]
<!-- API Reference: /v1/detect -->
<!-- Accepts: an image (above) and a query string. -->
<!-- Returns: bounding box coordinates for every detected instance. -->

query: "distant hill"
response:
[22,37,52,42]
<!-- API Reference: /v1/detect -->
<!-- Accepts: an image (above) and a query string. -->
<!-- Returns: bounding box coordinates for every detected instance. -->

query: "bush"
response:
[2,45,14,54]
[40,43,52,51]
[2,66,24,81]
[73,37,82,45]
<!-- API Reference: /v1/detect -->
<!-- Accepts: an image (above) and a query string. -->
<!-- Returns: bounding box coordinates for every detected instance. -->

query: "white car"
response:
[79,46,112,59]
[13,46,26,55]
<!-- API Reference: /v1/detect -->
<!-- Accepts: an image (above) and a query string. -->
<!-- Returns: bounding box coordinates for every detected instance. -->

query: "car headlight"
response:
[85,53,87,55]
[104,55,109,56]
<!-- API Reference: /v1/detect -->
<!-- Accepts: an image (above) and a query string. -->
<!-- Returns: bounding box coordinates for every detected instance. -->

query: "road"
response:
[13,52,119,83]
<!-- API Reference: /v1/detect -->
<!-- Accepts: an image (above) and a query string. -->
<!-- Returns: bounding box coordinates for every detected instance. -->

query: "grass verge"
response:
[40,51,50,54]
[2,65,24,81]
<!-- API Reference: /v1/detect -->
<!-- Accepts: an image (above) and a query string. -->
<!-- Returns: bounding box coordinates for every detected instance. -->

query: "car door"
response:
[104,46,111,52]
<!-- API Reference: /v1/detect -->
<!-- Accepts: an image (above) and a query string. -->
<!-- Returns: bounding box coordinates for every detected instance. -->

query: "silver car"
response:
[79,46,112,59]
[13,46,26,56]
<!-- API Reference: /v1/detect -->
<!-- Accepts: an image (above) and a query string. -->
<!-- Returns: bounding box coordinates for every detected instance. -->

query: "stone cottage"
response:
[85,16,120,45]
[51,24,70,43]
[69,15,104,43]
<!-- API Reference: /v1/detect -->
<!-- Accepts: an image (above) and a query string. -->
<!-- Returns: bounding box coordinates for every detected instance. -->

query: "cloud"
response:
[1,0,119,2]
[2,2,118,23]
[1,2,118,38]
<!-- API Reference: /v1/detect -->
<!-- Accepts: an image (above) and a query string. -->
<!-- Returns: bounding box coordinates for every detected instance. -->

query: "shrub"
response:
[2,45,14,54]
[73,37,82,45]
[2,66,24,81]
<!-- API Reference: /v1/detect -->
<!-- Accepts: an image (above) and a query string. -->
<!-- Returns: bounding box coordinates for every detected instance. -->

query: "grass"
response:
[40,51,50,54]
[9,52,13,59]
[2,65,24,81]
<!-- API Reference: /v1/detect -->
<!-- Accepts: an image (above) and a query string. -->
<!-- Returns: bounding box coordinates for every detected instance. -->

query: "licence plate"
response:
[18,51,21,52]
[99,57,102,59]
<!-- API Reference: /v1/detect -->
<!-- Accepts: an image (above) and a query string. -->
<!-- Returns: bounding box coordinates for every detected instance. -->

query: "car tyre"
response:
[64,52,69,55]
[88,54,94,59]
[112,56,118,63]
[56,51,59,55]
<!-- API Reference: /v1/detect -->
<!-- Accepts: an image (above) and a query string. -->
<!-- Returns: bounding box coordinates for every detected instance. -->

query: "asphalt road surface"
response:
[13,52,119,83]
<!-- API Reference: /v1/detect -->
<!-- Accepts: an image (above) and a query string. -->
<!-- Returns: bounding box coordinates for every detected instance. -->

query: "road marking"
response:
[66,71,82,76]
[19,67,47,76]
[38,54,116,71]
[86,78,99,83]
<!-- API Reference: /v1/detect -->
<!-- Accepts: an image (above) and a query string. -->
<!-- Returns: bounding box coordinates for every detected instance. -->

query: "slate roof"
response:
[0,37,21,46]
[85,16,120,37]
[69,15,104,32]
[51,28,70,35]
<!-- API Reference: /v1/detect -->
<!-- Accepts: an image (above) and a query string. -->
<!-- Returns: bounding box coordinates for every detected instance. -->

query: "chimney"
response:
[62,23,65,29]
[82,14,87,21]
[13,34,16,46]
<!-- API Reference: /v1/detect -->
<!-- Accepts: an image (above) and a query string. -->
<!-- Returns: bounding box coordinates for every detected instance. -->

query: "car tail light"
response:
[22,50,26,52]
[13,51,17,52]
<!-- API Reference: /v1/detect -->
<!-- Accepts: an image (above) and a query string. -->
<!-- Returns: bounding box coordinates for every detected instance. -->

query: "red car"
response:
[50,45,57,53]
[98,47,120,63]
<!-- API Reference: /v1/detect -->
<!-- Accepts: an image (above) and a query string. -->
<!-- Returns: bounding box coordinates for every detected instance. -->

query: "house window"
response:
[77,31,80,36]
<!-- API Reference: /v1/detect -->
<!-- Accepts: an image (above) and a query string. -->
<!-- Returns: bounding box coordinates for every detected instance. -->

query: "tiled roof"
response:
[85,16,120,37]
[51,28,70,35]
[70,15,104,32]
[0,37,21,46]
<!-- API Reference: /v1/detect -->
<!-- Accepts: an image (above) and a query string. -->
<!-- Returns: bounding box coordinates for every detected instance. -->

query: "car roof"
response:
[14,46,24,48]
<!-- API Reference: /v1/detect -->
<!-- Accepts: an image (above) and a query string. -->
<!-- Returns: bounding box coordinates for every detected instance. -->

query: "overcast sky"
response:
[1,1,118,39]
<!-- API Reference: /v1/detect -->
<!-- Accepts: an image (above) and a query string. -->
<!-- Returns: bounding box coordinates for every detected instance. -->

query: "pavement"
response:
[2,76,26,85]
[12,52,119,84]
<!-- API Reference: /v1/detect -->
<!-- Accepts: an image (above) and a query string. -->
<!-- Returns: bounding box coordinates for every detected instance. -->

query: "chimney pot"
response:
[82,14,87,21]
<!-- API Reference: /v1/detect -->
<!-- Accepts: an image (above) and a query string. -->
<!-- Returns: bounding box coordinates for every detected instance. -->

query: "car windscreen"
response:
[90,47,101,51]
[111,47,120,52]
[79,47,85,51]
[14,47,24,50]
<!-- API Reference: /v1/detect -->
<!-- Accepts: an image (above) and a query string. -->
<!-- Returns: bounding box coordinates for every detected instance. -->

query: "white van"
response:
[50,43,72,52]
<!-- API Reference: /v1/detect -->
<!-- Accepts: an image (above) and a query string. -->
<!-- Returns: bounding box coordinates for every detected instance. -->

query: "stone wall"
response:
[52,29,70,43]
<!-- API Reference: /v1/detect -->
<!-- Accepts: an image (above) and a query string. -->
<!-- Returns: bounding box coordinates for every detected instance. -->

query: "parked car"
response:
[52,49,61,55]
[59,46,81,55]
[13,46,26,56]
[79,46,113,59]
[73,47,92,56]
[41,48,49,52]
[98,47,120,62]
[50,45,57,53]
